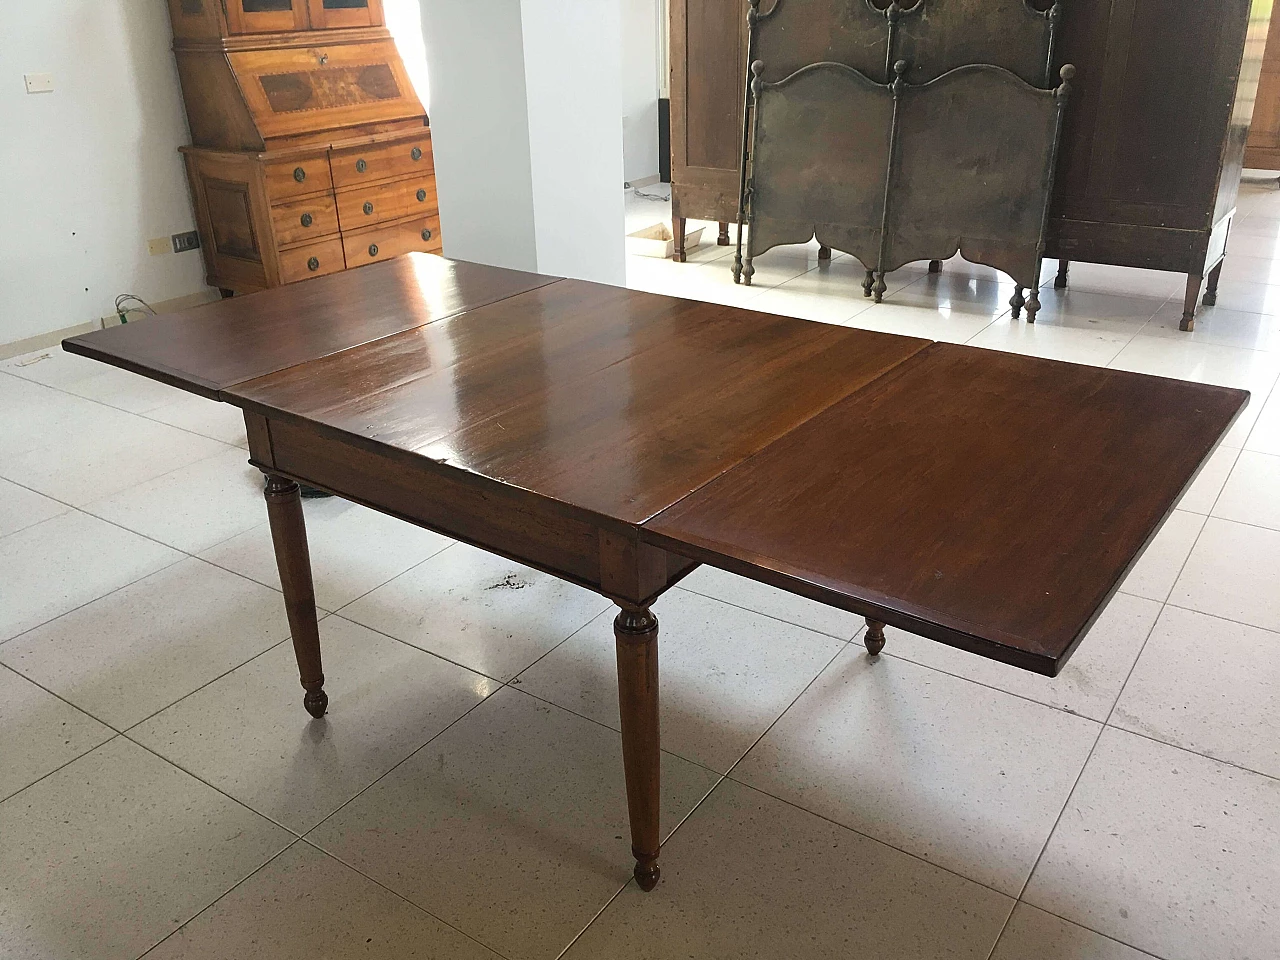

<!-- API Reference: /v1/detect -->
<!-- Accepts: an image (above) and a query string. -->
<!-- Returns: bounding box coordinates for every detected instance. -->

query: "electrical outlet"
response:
[24,73,54,94]
[147,237,171,256]
[171,230,200,253]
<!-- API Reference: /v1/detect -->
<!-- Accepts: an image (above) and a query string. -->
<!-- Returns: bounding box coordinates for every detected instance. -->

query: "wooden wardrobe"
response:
[166,0,441,296]
[670,0,1269,331]
[1245,1,1280,171]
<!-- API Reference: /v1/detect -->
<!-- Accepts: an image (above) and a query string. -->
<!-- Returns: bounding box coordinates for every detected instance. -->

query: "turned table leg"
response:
[864,618,886,656]
[615,605,660,892]
[717,221,730,246]
[263,474,327,718]
[1054,259,1070,289]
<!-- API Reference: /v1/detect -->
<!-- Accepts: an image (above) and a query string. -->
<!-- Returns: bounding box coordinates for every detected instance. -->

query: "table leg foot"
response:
[928,259,942,273]
[615,605,660,893]
[818,244,832,261]
[862,269,875,298]
[864,618,886,656]
[634,858,661,892]
[264,473,327,718]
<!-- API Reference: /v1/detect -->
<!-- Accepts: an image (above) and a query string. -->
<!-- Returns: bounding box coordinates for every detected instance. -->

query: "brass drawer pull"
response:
[363,201,374,215]
[411,146,423,161]
[307,256,320,271]
[293,167,306,183]
[421,228,433,241]
[416,189,427,202]
[368,243,379,257]
[355,158,367,173]
[300,213,313,227]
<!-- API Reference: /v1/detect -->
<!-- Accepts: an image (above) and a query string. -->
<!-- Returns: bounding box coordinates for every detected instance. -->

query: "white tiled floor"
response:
[1,183,1279,959]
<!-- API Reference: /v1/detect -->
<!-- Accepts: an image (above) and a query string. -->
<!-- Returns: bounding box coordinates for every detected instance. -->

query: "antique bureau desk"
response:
[165,0,441,295]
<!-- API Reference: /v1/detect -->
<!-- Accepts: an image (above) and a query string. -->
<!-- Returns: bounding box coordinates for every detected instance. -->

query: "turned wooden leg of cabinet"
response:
[1054,260,1070,289]
[928,259,942,273]
[818,244,832,261]
[1203,260,1223,307]
[1010,286,1026,320]
[673,217,687,263]
[219,288,235,299]
[717,221,730,246]
[1181,273,1203,331]
[263,474,327,718]
[615,605,661,892]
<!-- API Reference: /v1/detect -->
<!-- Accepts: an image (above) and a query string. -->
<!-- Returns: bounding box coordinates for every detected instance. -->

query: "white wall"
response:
[0,1,208,347]
[621,0,661,184]
[423,0,626,286]
[521,0,626,285]
[419,0,539,273]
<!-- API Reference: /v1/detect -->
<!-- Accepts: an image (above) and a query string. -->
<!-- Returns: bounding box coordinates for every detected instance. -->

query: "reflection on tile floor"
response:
[1,182,1279,959]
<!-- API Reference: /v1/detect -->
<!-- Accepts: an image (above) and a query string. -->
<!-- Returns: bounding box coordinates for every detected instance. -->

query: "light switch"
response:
[24,73,54,94]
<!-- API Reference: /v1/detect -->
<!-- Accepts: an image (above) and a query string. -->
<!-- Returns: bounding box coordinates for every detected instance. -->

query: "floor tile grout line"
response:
[330,596,612,690]
[552,773,731,960]
[507,605,618,682]
[1008,596,1168,905]
[0,543,188,649]
[0,709,118,805]
[289,836,520,960]
[1016,723,1109,906]
[326,539,459,616]
[1100,721,1280,786]
[980,902,1019,960]
[1159,598,1280,635]
[670,583,861,642]
[298,682,508,840]
[119,732,307,837]
[720,771,1019,902]
[118,636,298,734]
[555,635,856,956]
[133,837,306,960]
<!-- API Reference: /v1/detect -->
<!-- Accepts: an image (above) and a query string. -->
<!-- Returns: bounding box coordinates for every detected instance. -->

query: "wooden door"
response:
[1246,1,1280,169]
[305,0,384,30]
[224,0,308,34]
[670,0,749,227]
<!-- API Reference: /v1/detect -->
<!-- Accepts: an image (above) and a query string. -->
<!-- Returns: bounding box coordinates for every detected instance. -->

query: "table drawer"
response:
[335,175,438,229]
[272,194,340,247]
[330,134,433,188]
[342,214,442,267]
[265,155,333,202]
[278,237,345,284]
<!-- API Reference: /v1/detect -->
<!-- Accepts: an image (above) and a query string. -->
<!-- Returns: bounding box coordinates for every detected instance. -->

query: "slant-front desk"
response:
[64,253,1246,891]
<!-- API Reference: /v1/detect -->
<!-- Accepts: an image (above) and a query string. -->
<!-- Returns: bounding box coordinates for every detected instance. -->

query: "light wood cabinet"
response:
[165,0,439,295]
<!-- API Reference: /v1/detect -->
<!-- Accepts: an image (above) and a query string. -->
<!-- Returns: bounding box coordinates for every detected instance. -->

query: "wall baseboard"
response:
[1,289,220,361]
[625,174,662,188]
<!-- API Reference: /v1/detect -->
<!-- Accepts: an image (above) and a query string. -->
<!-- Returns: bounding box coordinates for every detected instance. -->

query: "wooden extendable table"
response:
[64,253,1247,891]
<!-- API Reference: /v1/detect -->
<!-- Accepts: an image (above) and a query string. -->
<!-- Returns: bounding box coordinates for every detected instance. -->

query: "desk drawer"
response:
[265,155,333,202]
[342,214,442,267]
[272,194,340,247]
[278,237,345,284]
[330,134,433,188]
[335,175,438,229]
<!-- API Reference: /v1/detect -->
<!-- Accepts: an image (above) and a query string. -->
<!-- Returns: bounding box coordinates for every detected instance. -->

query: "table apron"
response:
[246,411,696,607]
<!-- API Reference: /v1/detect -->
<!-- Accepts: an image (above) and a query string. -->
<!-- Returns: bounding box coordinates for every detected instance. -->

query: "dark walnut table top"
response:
[65,252,1248,677]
